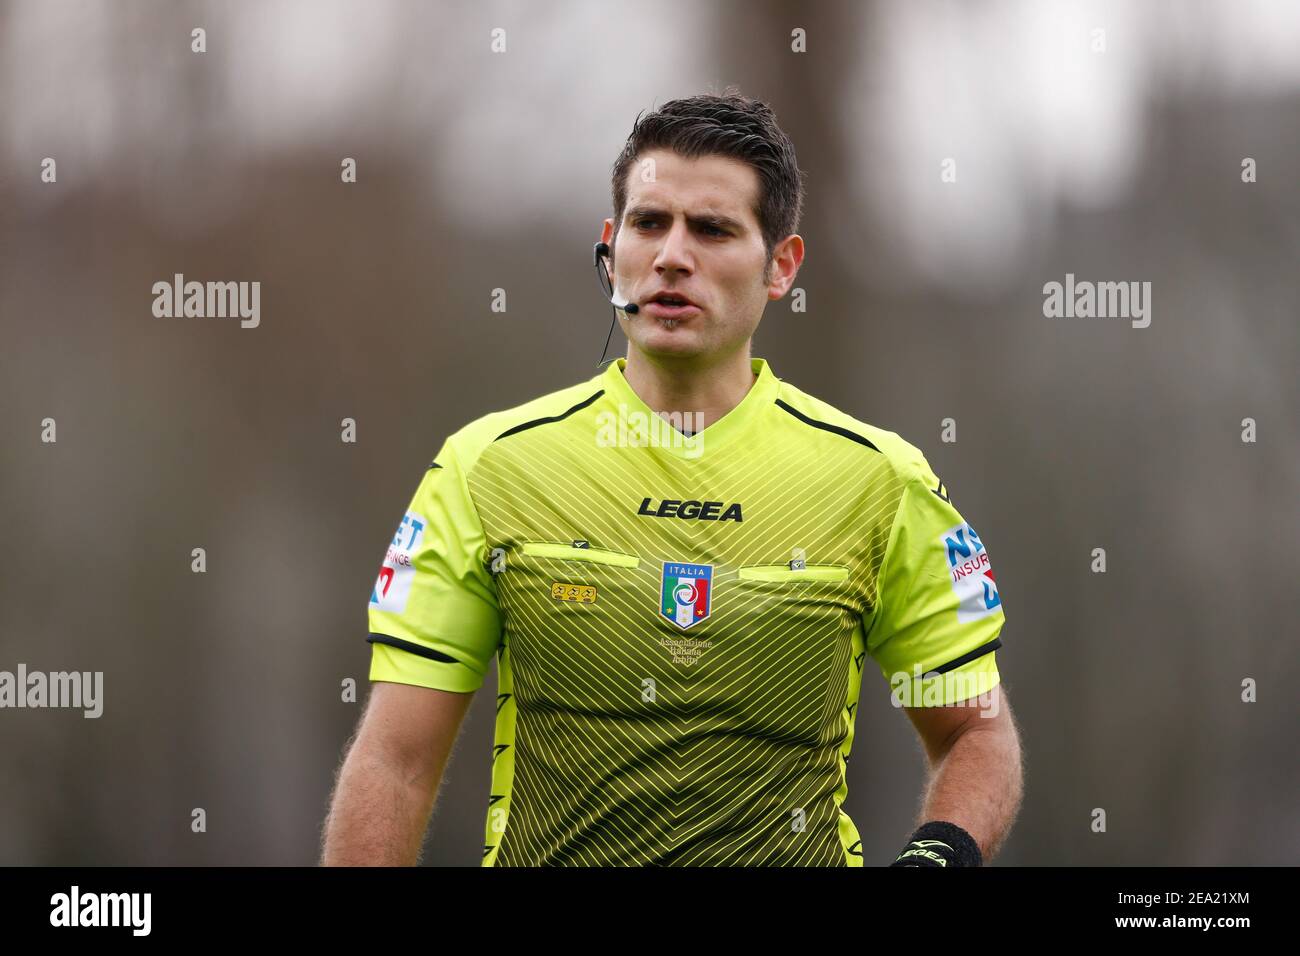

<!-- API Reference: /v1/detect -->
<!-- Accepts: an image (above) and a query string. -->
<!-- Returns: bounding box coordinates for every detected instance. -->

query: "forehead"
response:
[623,148,759,222]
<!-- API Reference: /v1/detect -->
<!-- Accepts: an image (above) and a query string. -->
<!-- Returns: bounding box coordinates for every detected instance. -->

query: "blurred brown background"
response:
[1,0,1296,865]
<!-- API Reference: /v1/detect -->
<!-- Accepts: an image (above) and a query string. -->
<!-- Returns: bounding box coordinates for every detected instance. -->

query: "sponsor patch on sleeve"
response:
[940,521,1001,622]
[370,510,427,614]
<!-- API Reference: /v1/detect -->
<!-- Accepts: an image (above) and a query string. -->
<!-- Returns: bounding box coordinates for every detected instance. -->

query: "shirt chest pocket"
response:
[498,542,652,715]
[500,541,644,616]
[729,562,855,632]
[723,562,858,743]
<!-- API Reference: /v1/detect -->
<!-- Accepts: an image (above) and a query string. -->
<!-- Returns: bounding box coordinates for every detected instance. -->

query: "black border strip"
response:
[775,399,881,452]
[494,389,605,441]
[922,636,1002,676]
[367,633,461,665]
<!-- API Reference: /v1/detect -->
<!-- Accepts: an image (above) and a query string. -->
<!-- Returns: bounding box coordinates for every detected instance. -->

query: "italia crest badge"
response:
[660,562,712,630]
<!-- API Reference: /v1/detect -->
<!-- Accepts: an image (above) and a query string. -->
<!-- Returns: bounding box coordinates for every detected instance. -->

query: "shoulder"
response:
[773,377,934,487]
[439,374,605,472]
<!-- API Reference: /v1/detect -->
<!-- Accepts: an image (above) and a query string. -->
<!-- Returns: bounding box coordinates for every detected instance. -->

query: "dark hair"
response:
[609,87,805,283]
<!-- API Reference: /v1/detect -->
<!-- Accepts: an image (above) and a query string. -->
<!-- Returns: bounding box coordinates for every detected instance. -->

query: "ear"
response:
[766,234,805,300]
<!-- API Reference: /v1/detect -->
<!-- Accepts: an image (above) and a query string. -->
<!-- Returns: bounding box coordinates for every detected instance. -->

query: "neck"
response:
[621,347,758,433]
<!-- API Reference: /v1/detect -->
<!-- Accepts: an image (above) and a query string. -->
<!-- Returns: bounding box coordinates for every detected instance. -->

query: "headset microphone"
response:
[593,242,638,314]
[594,241,637,368]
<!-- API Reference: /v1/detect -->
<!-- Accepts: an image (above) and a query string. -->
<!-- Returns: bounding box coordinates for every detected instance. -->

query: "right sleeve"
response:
[365,437,502,693]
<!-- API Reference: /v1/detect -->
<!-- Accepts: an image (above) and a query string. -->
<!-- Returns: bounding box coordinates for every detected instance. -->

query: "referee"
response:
[322,90,1023,867]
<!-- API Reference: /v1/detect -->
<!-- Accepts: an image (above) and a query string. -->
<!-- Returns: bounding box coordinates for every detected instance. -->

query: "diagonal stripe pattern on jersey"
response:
[366,356,1005,866]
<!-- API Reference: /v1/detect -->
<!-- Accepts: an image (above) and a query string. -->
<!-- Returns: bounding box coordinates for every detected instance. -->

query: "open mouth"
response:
[645,295,701,319]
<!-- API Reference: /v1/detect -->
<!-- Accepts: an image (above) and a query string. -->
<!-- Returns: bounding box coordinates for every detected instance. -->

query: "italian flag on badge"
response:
[660,562,713,630]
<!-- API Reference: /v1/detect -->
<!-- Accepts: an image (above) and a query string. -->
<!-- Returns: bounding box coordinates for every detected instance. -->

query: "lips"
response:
[644,299,701,320]
[648,291,697,307]
[644,291,701,319]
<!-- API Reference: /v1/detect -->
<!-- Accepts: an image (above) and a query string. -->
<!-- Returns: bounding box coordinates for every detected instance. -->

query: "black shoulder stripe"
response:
[427,461,442,470]
[367,633,461,665]
[494,389,604,442]
[774,398,881,452]
[922,637,1002,677]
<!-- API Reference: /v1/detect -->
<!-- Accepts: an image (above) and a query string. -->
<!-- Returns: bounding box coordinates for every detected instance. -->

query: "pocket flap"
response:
[737,564,849,583]
[519,541,640,569]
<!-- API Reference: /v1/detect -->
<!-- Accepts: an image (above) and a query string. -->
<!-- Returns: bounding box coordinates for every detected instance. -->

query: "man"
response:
[322,90,1023,867]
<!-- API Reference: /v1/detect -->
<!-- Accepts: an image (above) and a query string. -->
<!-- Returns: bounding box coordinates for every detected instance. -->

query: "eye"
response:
[634,219,659,229]
[702,225,726,236]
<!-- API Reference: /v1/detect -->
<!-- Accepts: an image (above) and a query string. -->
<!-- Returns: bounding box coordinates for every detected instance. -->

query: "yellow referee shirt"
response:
[366,356,1005,865]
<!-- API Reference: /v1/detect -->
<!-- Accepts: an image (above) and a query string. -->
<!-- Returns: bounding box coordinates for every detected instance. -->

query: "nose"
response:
[653,219,694,276]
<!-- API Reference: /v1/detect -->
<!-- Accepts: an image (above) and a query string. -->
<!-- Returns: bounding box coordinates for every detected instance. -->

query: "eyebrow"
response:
[624,204,744,232]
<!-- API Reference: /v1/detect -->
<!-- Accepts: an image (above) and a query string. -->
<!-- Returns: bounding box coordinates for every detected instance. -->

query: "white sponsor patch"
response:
[370,510,427,613]
[939,522,1002,622]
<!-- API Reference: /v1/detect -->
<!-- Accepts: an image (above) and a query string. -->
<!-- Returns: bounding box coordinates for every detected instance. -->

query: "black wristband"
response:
[890,820,983,867]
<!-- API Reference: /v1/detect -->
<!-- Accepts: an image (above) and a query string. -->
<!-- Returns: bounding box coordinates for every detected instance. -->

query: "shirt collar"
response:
[597,356,780,460]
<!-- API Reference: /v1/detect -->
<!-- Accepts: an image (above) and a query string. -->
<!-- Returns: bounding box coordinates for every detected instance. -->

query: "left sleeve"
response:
[864,455,1006,706]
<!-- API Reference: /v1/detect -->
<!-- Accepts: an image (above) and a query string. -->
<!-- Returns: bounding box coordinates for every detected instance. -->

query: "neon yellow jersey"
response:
[366,356,1006,866]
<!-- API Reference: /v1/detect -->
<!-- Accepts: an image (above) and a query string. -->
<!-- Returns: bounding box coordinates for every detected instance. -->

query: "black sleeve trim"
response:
[922,636,1002,677]
[367,633,461,665]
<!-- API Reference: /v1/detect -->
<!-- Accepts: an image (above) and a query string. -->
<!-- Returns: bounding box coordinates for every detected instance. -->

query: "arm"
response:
[321,680,474,866]
[902,683,1023,862]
